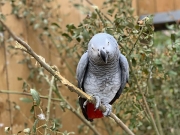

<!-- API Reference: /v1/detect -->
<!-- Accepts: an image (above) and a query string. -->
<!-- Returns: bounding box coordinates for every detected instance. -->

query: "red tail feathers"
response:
[86,102,103,119]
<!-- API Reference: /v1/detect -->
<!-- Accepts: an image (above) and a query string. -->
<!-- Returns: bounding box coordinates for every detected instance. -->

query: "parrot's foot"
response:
[83,95,101,109]
[93,95,101,110]
[102,103,112,116]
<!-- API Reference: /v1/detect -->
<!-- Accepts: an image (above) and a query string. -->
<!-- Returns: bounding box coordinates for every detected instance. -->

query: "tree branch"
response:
[0,19,135,135]
[119,25,160,135]
[128,27,144,55]
[0,90,101,135]
[128,60,160,135]
[85,0,113,25]
[45,76,54,135]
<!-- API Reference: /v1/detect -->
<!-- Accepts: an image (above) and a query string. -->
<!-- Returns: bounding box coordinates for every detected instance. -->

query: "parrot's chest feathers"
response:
[84,62,121,103]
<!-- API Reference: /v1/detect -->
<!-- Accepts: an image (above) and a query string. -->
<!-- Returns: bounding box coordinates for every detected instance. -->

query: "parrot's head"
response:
[88,33,118,64]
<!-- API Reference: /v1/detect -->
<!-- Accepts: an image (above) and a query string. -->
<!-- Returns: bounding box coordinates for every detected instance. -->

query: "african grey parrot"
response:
[76,33,129,121]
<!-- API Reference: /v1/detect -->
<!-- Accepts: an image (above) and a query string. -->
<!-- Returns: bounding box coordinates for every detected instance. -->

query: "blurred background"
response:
[0,0,180,135]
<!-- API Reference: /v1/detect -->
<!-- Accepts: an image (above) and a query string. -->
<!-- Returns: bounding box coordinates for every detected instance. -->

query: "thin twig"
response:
[0,3,12,130]
[120,35,160,135]
[102,119,112,135]
[85,0,113,24]
[85,0,93,5]
[0,19,135,135]
[0,90,62,102]
[128,27,144,55]
[45,76,54,135]
[53,80,101,135]
[95,9,106,27]
[128,60,160,135]
[2,29,12,134]
[125,24,160,134]
[148,79,164,135]
[0,89,101,135]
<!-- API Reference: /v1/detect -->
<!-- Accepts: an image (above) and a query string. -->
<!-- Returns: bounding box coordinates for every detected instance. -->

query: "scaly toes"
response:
[93,95,101,110]
[102,104,112,116]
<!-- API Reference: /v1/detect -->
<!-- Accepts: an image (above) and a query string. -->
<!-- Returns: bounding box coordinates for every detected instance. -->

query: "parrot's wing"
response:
[76,52,92,121]
[76,51,89,89]
[119,53,129,89]
[110,52,129,104]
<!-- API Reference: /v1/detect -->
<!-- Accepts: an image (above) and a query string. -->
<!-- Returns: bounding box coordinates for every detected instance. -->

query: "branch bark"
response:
[0,19,135,135]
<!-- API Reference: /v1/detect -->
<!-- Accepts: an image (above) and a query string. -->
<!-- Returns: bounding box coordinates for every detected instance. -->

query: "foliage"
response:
[152,26,180,135]
[0,0,180,135]
[1,0,75,134]
[64,1,155,134]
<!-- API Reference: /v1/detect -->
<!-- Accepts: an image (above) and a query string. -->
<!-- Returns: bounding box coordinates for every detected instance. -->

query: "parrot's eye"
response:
[103,47,105,49]
[92,47,94,50]
[97,49,99,51]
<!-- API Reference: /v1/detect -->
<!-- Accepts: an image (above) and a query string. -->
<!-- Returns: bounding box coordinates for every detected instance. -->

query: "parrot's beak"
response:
[100,50,108,63]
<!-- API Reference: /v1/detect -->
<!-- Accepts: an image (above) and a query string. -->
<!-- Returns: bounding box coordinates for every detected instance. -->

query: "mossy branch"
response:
[0,19,135,135]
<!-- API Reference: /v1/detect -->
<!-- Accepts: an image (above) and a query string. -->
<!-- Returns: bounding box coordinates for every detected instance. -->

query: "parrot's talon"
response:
[102,104,112,116]
[92,95,101,110]
[83,100,88,108]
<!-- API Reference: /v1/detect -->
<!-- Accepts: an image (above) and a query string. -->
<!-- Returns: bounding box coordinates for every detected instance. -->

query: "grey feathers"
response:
[119,52,129,93]
[76,52,88,89]
[76,33,129,120]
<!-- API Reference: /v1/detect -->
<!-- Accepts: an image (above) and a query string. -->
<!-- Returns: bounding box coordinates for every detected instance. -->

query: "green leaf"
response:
[32,119,39,133]
[22,81,29,91]
[0,13,6,20]
[154,59,161,65]
[30,89,40,106]
[51,22,61,28]
[22,0,26,4]
[62,33,72,42]
[30,105,34,113]
[82,29,89,41]
[171,33,176,43]
[91,12,97,19]
[107,9,115,15]
[168,70,177,77]
[146,15,153,25]
[76,37,81,42]
[23,128,31,134]
[17,130,22,135]
[15,105,20,110]
[34,23,40,30]
[132,58,136,67]
[4,127,10,133]
[166,24,174,30]
[20,97,33,103]
[66,24,76,31]
[17,77,23,80]
[143,68,149,74]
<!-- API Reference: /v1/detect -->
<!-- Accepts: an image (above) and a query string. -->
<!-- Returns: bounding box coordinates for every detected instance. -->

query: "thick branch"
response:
[0,19,135,135]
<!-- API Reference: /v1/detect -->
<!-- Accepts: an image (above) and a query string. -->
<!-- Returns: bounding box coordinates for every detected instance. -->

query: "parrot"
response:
[76,33,129,121]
